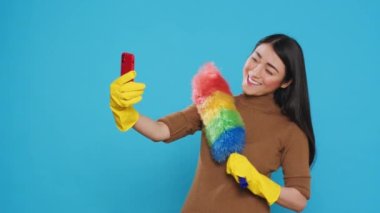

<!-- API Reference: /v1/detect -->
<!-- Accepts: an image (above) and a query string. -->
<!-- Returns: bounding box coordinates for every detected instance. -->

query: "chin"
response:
[242,85,259,96]
[242,85,272,97]
[245,91,261,96]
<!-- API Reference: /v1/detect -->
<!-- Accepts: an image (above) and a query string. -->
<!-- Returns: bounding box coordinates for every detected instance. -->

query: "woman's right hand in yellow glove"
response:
[109,71,146,131]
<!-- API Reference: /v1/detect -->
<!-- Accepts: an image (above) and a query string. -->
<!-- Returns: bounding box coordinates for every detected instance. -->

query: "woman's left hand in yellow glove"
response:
[226,153,281,205]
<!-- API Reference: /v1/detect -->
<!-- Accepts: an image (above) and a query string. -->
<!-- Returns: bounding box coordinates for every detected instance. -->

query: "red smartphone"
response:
[121,52,135,77]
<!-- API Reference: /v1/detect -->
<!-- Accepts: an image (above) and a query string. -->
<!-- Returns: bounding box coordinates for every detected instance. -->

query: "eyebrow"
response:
[255,51,280,73]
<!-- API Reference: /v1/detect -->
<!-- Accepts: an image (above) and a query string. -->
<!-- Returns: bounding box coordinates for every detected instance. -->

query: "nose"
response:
[248,64,265,78]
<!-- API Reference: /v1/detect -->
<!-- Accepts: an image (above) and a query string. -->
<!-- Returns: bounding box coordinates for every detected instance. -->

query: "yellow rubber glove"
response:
[110,71,146,131]
[226,153,281,205]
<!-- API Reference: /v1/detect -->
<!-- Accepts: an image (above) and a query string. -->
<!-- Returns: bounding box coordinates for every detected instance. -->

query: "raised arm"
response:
[109,70,171,142]
[133,115,170,142]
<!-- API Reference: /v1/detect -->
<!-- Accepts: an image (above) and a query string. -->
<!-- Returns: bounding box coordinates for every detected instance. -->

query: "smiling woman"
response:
[242,43,291,96]
[110,33,316,212]
[251,34,316,167]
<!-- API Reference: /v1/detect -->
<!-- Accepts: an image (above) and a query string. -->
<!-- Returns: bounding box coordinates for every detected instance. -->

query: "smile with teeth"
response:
[247,76,262,86]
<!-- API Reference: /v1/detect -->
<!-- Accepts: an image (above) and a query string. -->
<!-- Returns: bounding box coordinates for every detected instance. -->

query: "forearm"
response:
[276,187,307,212]
[133,114,170,142]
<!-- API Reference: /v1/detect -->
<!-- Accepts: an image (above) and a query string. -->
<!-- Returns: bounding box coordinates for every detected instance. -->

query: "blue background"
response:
[1,0,379,212]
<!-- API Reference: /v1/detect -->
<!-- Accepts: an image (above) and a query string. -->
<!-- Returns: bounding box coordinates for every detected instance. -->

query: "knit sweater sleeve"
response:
[280,123,311,199]
[157,105,202,143]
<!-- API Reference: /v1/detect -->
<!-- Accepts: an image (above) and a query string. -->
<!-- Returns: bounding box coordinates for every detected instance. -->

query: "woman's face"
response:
[242,43,291,96]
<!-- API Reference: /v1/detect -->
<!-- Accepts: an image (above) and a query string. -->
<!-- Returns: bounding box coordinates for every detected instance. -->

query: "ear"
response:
[280,80,293,89]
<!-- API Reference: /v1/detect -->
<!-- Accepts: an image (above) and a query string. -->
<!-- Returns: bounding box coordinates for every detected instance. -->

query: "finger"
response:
[119,96,142,107]
[120,82,146,92]
[232,174,239,183]
[120,90,144,100]
[110,94,122,107]
[117,70,137,84]
[226,167,231,174]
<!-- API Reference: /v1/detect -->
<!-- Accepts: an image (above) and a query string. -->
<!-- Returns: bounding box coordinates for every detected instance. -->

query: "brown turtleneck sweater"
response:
[157,93,310,213]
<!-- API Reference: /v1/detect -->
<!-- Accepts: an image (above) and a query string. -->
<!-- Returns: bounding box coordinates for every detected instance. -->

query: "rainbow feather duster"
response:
[192,62,245,164]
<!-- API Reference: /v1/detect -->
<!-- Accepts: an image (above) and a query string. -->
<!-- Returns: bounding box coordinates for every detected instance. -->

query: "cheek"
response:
[242,67,249,77]
[264,78,282,89]
[243,61,253,72]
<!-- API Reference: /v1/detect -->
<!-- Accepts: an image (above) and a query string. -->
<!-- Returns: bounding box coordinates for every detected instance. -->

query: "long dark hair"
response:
[255,34,316,166]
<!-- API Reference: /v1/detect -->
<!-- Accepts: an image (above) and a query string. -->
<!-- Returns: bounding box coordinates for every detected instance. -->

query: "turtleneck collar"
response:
[236,92,282,114]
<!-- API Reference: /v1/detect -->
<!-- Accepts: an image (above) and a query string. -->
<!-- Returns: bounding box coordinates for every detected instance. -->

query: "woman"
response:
[110,34,316,212]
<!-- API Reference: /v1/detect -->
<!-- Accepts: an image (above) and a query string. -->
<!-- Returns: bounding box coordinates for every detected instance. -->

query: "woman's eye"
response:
[266,69,274,75]
[251,57,258,62]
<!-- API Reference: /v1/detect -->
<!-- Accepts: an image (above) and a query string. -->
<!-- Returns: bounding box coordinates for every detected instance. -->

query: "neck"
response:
[238,92,281,114]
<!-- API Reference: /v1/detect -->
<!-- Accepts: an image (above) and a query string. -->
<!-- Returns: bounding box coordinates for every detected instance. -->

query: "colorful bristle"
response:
[192,62,245,163]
